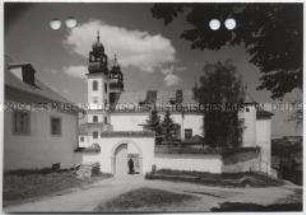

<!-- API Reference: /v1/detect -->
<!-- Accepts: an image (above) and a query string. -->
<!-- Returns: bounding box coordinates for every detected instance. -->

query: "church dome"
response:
[110,55,123,79]
[92,31,105,53]
[92,41,104,53]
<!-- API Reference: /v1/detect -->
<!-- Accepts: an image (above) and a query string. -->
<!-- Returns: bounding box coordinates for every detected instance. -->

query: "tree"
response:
[193,60,245,149]
[161,110,178,142]
[144,108,163,144]
[151,3,302,99]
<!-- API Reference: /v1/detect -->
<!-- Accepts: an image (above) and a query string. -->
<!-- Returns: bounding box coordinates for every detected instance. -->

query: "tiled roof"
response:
[5,64,73,104]
[117,89,197,105]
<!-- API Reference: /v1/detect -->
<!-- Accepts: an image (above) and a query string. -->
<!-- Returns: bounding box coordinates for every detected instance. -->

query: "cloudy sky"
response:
[4,3,301,137]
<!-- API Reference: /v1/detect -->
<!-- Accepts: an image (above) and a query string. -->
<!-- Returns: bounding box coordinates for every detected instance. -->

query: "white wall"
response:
[87,76,109,107]
[4,108,80,170]
[256,119,272,174]
[170,113,204,139]
[154,154,222,173]
[79,135,91,147]
[81,137,155,174]
[110,113,149,131]
[239,105,257,147]
[87,112,106,123]
[110,112,204,139]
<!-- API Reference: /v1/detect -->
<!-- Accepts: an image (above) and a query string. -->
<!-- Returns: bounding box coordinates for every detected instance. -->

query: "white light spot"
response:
[65,17,77,28]
[49,19,61,30]
[209,19,221,31]
[225,18,236,30]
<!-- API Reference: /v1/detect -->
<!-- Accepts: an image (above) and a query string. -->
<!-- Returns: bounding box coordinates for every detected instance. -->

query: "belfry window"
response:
[93,131,99,139]
[104,83,108,93]
[92,80,98,91]
[93,115,98,122]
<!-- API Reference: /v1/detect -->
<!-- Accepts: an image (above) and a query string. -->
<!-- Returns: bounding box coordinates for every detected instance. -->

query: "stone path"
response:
[4,175,300,213]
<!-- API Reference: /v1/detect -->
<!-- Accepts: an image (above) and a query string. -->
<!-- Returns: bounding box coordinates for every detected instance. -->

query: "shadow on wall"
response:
[221,147,261,173]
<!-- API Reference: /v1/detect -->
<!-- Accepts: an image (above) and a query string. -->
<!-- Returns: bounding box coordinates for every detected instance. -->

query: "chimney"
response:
[9,63,36,86]
[176,89,183,104]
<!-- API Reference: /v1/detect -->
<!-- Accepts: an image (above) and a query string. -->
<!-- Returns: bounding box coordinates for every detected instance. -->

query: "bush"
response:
[210,202,302,212]
[146,169,283,187]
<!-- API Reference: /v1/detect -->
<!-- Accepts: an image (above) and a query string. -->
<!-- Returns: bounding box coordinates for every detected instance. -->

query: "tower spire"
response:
[97,30,100,42]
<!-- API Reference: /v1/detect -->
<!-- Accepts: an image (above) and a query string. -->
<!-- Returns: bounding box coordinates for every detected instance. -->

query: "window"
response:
[80,137,84,142]
[184,129,193,139]
[13,111,30,135]
[109,93,116,105]
[104,99,107,107]
[104,116,108,124]
[92,80,98,91]
[104,83,108,93]
[93,97,98,104]
[51,117,61,136]
[246,107,250,112]
[93,131,99,139]
[93,115,98,122]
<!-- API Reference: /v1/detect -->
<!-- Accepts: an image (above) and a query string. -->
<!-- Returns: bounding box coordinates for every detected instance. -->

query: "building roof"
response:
[5,64,80,113]
[117,89,197,105]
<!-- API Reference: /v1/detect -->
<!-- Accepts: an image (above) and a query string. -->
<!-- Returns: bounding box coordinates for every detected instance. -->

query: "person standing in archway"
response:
[128,158,134,174]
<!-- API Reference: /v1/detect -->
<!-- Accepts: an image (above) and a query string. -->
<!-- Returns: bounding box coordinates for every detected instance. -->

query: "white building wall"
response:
[169,113,204,139]
[110,112,204,139]
[87,76,109,108]
[256,119,272,174]
[154,154,222,173]
[110,113,149,131]
[239,105,257,147]
[87,112,106,123]
[79,135,90,147]
[4,109,80,170]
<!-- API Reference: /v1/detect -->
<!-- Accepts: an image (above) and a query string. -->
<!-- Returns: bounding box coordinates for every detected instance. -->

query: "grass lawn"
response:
[146,169,283,188]
[210,202,302,212]
[94,187,199,212]
[3,168,112,207]
[211,187,303,212]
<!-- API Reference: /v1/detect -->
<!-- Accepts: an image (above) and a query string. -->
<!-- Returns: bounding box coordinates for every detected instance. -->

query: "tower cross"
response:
[97,30,100,42]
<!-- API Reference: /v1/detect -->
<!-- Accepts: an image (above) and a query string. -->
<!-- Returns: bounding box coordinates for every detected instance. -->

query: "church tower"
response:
[87,31,109,108]
[86,32,124,127]
[108,54,124,109]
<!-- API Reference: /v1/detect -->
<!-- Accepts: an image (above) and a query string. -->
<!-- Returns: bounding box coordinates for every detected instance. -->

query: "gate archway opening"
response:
[111,141,143,176]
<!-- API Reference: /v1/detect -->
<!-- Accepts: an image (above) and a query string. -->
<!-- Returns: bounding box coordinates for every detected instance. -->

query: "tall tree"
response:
[151,3,303,99]
[193,60,245,149]
[144,108,163,144]
[161,110,178,142]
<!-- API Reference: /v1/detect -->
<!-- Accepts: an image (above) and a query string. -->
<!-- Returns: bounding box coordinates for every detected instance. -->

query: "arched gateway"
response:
[111,141,143,175]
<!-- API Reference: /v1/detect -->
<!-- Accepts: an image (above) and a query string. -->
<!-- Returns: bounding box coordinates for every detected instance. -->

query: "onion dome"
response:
[110,55,123,79]
[92,31,105,54]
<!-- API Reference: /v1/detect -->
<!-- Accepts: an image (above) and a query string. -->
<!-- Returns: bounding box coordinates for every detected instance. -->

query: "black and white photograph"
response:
[2,2,304,213]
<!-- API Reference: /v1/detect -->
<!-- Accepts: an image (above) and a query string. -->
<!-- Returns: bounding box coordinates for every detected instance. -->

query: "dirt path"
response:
[4,175,300,213]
